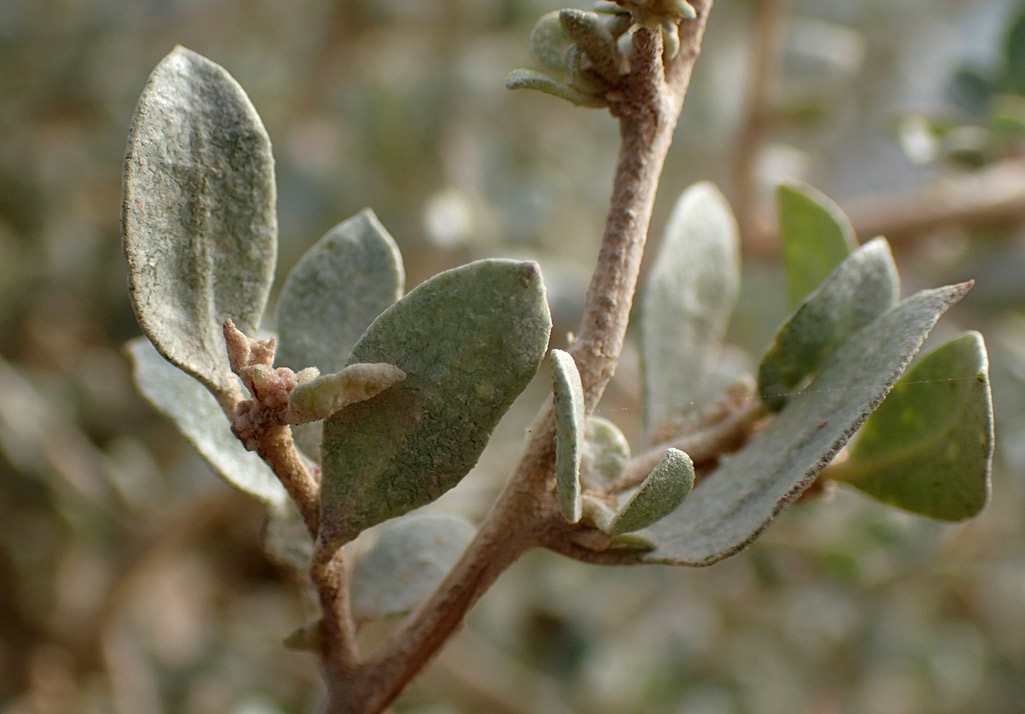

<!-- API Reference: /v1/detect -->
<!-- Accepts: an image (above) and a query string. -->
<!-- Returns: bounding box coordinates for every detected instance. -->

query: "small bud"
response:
[287,363,407,424]
[296,367,321,384]
[223,318,251,374]
[249,336,276,367]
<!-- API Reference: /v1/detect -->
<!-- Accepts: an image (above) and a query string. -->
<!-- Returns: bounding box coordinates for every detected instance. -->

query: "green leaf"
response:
[1004,6,1025,94]
[275,210,404,373]
[287,363,406,423]
[560,9,620,83]
[320,260,552,544]
[530,11,573,76]
[505,69,607,108]
[829,332,993,521]
[633,282,972,566]
[351,514,476,621]
[778,182,858,309]
[758,238,900,411]
[642,182,740,436]
[606,448,694,535]
[125,337,287,506]
[551,349,585,523]
[122,46,277,401]
[580,416,631,491]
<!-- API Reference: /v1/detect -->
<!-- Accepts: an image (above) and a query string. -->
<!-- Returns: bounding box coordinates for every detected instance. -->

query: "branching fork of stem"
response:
[231,5,725,713]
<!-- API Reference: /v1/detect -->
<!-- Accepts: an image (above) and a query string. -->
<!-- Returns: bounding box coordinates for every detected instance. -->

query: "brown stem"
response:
[615,398,767,491]
[322,405,558,714]
[316,6,716,712]
[568,10,711,411]
[250,421,321,537]
[312,539,362,672]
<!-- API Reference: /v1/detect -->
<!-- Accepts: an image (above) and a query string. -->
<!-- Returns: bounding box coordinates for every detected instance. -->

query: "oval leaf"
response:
[829,332,993,520]
[288,363,406,423]
[530,11,573,76]
[122,46,277,400]
[778,182,858,309]
[758,238,900,411]
[607,448,694,535]
[551,349,585,523]
[351,514,476,621]
[634,282,972,566]
[319,260,552,544]
[581,416,631,491]
[276,209,404,373]
[642,182,740,436]
[125,338,287,506]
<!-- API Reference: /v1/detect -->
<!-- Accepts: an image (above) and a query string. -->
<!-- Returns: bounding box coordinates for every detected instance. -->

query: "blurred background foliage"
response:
[2,0,1025,712]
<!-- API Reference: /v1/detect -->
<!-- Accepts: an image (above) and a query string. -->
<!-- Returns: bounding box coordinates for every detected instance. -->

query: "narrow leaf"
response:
[288,363,406,423]
[125,338,287,506]
[830,332,993,520]
[580,416,631,490]
[351,514,476,621]
[606,448,694,535]
[560,9,621,82]
[320,260,552,544]
[551,349,585,523]
[276,210,404,373]
[634,282,972,566]
[778,182,858,309]
[642,182,740,436]
[122,46,276,401]
[505,69,607,108]
[758,238,899,411]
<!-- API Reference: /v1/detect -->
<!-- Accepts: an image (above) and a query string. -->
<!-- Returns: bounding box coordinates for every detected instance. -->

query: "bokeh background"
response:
[2,1,1025,712]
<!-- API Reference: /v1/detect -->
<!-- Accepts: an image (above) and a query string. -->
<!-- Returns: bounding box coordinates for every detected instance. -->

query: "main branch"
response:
[316,4,715,712]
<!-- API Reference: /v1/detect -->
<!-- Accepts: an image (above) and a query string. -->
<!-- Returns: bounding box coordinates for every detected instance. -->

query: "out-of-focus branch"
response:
[745,157,1025,257]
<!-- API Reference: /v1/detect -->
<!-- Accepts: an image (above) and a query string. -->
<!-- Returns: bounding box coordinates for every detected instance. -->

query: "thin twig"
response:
[311,539,362,672]
[250,421,321,537]
[615,398,768,491]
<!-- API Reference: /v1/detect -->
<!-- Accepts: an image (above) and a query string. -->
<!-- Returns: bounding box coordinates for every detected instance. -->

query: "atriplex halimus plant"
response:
[121,2,993,712]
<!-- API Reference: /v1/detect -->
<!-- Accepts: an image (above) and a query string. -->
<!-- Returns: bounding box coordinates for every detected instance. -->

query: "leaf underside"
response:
[642,182,740,436]
[276,209,404,373]
[832,331,993,520]
[351,514,477,621]
[758,238,900,411]
[551,349,585,523]
[634,282,972,566]
[126,337,287,506]
[319,260,552,544]
[122,46,276,399]
[580,416,631,491]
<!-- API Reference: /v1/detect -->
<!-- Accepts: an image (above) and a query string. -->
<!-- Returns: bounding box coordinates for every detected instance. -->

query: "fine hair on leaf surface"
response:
[114,12,999,712]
